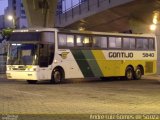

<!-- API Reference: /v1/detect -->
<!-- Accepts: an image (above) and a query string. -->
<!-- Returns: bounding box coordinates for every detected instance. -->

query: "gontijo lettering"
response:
[109,52,133,58]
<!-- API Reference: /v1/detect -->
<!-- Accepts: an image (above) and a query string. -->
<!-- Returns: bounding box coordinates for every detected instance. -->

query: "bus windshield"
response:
[7,31,55,66]
[7,44,38,65]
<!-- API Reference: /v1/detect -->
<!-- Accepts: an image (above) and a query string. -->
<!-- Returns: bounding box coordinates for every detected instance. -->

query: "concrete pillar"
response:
[22,0,58,28]
[155,25,160,74]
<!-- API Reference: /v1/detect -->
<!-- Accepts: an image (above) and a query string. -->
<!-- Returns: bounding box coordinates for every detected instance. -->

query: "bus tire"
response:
[27,80,37,84]
[125,67,134,80]
[134,67,142,80]
[51,68,64,84]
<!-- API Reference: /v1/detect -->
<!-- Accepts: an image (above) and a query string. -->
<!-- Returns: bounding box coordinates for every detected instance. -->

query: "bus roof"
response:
[59,29,155,38]
[12,28,155,38]
[12,28,58,33]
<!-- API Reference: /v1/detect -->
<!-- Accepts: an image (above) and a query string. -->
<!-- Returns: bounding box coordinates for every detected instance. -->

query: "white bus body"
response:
[6,28,157,84]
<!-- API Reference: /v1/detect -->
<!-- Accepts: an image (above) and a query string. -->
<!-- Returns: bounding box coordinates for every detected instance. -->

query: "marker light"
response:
[150,24,156,31]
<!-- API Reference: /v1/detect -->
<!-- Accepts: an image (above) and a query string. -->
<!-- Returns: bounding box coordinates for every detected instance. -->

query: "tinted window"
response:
[93,36,107,48]
[58,34,74,47]
[130,38,136,49]
[76,35,92,47]
[76,35,83,47]
[41,32,55,43]
[136,38,150,50]
[123,37,135,49]
[83,37,92,47]
[149,39,154,50]
[67,35,74,47]
[93,36,101,48]
[109,37,122,48]
[136,38,143,49]
[143,39,149,49]
[58,34,67,47]
[123,38,130,49]
[9,32,55,43]
[101,37,107,48]
[109,37,116,48]
[9,32,40,41]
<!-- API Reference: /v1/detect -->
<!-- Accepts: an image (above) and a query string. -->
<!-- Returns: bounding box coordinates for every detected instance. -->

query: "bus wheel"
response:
[134,67,142,80]
[27,80,37,84]
[125,67,134,80]
[51,69,63,84]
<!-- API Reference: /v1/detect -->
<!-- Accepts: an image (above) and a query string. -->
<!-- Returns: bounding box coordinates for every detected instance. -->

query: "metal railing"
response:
[56,0,111,24]
[57,0,87,15]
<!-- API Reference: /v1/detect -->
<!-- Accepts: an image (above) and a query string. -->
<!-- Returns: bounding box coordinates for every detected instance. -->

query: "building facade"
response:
[5,0,28,28]
[0,15,5,29]
[3,0,88,29]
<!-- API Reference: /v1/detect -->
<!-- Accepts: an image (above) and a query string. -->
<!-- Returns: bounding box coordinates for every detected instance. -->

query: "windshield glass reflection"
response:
[7,44,38,65]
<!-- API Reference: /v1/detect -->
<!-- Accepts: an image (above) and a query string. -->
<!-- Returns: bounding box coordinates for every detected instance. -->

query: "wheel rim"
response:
[136,69,141,79]
[126,69,133,79]
[54,71,61,83]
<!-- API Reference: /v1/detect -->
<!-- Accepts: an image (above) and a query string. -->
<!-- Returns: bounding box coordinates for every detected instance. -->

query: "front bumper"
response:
[6,71,39,80]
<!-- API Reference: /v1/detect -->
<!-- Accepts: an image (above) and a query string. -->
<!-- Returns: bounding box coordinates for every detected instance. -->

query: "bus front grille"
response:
[145,62,153,73]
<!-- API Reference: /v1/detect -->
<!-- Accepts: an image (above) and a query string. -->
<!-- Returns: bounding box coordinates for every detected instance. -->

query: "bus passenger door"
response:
[38,44,54,80]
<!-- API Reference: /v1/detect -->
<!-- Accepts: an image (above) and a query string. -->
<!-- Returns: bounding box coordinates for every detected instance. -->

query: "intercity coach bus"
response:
[6,28,157,84]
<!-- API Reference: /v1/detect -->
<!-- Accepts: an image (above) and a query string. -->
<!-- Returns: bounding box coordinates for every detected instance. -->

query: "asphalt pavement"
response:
[0,74,160,120]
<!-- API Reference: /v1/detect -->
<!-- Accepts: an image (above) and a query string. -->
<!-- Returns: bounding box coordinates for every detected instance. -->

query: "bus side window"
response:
[83,37,92,47]
[143,39,149,50]
[149,39,154,50]
[93,36,101,48]
[58,34,67,47]
[93,36,107,48]
[123,38,130,49]
[136,38,143,49]
[101,37,107,48]
[109,37,122,49]
[76,35,83,47]
[41,32,55,43]
[66,35,74,47]
[130,38,135,49]
[109,37,116,48]
[123,37,136,50]
[76,35,91,47]
[58,34,74,48]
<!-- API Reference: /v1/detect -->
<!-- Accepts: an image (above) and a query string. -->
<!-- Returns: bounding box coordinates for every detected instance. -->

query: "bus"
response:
[6,28,157,84]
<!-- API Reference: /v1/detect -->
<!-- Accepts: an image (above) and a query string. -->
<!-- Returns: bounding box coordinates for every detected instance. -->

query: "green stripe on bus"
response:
[82,50,103,77]
[92,50,107,76]
[71,50,94,77]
